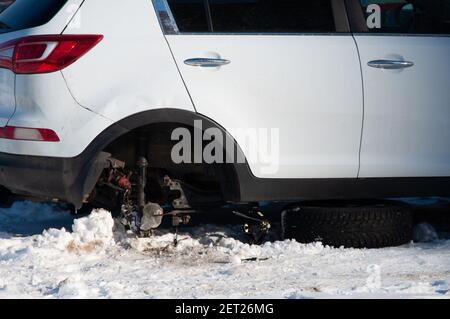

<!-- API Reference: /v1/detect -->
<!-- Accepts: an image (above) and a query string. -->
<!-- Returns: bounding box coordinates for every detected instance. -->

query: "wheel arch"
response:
[77,108,250,206]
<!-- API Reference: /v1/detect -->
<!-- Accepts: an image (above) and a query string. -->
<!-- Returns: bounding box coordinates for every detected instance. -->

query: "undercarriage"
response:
[85,154,271,244]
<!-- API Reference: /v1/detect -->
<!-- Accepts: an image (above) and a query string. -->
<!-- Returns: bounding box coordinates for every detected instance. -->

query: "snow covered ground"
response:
[0,201,449,299]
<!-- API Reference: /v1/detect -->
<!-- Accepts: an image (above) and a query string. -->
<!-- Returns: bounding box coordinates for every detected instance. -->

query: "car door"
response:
[350,0,450,178]
[154,0,364,178]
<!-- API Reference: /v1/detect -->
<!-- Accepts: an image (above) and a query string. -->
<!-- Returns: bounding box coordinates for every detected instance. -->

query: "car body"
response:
[0,0,449,210]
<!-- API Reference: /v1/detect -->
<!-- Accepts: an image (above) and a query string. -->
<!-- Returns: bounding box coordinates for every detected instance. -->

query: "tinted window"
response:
[360,0,450,34]
[167,0,209,32]
[209,0,335,33]
[167,0,335,33]
[0,0,68,34]
[0,1,14,14]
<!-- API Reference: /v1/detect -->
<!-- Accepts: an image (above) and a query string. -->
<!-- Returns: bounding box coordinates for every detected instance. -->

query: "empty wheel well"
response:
[98,122,240,207]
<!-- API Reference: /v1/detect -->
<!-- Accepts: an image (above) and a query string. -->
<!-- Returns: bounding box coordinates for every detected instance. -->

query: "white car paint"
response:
[355,35,450,178]
[2,72,113,157]
[166,35,363,178]
[0,0,194,158]
[0,0,449,181]
[0,68,14,127]
[61,0,194,123]
[0,0,84,128]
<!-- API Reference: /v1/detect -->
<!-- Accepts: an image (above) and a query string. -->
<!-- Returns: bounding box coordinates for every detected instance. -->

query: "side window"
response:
[209,0,335,33]
[360,0,450,35]
[167,0,209,32]
[166,0,336,33]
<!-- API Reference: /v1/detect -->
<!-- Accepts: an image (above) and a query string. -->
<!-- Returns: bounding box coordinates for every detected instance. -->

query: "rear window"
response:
[0,0,68,34]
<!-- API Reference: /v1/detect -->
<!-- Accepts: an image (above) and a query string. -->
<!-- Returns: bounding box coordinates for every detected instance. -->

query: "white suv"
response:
[0,0,449,245]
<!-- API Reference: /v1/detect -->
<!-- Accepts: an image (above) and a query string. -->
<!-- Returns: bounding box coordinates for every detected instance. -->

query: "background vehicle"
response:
[0,0,449,247]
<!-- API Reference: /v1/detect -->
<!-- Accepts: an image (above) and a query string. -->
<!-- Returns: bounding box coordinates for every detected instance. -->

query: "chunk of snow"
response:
[72,209,115,246]
[229,255,242,265]
[56,275,98,299]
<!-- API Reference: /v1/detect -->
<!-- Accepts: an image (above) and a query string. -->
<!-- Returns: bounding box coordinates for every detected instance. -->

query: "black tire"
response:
[282,200,413,249]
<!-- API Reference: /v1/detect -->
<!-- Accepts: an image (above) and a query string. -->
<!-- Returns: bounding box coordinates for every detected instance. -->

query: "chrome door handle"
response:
[368,60,414,70]
[184,58,231,67]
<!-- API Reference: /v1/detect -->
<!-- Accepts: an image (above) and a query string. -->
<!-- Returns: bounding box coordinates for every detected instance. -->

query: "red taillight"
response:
[0,126,60,142]
[0,34,103,74]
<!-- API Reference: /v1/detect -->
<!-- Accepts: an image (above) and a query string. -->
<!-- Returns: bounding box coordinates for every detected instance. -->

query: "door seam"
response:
[352,34,365,179]
[160,35,198,113]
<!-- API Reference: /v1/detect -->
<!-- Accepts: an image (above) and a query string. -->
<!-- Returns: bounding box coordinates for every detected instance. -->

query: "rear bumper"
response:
[0,151,110,208]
